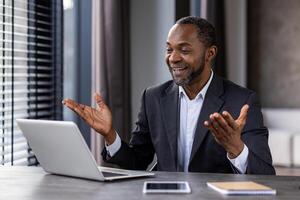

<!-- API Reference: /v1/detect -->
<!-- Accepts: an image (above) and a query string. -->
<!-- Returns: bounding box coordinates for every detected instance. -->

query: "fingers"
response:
[212,113,232,133]
[209,114,225,134]
[62,98,88,120]
[204,113,230,142]
[237,104,249,124]
[62,98,77,110]
[206,104,249,132]
[204,120,224,145]
[204,120,218,138]
[204,106,249,151]
[94,93,106,108]
[222,111,238,130]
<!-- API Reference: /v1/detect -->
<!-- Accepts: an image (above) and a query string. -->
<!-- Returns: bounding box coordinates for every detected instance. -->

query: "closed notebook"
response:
[207,181,276,195]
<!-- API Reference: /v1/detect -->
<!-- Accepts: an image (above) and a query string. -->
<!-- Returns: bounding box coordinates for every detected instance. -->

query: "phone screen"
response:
[146,183,187,190]
[143,181,191,193]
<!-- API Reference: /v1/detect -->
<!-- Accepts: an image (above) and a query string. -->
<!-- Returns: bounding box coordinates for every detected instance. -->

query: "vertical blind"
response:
[0,0,63,166]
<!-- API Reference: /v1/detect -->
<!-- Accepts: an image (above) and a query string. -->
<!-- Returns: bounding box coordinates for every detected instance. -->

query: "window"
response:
[0,0,63,166]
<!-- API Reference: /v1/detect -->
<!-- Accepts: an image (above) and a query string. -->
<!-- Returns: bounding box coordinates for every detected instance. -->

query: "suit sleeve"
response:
[102,89,155,170]
[242,92,276,175]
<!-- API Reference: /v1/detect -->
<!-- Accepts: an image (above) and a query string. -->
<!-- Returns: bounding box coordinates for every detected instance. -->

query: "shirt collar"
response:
[179,70,214,100]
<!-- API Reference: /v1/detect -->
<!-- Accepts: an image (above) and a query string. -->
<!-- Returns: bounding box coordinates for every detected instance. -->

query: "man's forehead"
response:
[167,24,199,43]
[166,41,192,47]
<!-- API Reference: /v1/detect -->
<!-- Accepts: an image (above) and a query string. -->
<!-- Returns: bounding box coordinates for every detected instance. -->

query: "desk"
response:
[1,166,300,200]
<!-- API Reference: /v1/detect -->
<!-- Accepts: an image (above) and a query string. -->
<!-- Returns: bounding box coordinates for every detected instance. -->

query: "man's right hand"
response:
[62,93,116,145]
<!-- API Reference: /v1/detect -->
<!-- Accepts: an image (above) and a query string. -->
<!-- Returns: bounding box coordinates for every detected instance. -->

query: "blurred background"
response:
[1,0,300,173]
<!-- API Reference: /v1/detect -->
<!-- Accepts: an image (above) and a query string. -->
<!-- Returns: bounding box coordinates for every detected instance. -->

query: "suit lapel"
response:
[160,82,179,168]
[189,75,225,163]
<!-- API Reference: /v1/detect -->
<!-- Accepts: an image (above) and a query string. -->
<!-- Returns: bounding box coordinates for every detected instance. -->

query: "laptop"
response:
[16,119,154,181]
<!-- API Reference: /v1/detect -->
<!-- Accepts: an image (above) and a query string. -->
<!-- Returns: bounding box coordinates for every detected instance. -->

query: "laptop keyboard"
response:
[101,171,128,177]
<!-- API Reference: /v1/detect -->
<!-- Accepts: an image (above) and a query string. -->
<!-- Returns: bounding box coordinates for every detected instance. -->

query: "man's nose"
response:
[169,51,182,63]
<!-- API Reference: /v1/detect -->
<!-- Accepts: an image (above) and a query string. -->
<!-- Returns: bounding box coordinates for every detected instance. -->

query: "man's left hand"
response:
[204,104,249,159]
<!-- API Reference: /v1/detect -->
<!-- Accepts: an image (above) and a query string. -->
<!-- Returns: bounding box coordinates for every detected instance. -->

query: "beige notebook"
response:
[207,181,276,195]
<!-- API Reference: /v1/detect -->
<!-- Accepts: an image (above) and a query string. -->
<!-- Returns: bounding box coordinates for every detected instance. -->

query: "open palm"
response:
[63,93,113,137]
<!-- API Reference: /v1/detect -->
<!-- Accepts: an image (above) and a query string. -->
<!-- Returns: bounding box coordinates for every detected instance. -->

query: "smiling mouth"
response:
[171,67,188,77]
[172,67,188,72]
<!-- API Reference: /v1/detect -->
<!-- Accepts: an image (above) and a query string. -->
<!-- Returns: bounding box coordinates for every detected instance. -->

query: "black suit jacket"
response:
[103,75,275,175]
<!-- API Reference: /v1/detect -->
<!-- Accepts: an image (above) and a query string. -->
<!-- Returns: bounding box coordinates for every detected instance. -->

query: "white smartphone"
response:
[143,181,191,194]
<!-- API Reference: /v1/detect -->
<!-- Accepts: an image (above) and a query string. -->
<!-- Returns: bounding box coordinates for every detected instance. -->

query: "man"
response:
[63,16,275,174]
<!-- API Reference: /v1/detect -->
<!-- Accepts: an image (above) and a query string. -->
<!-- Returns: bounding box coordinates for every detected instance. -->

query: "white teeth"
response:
[173,68,186,71]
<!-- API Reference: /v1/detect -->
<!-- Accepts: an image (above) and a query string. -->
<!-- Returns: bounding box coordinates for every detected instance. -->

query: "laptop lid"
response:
[17,119,108,181]
[17,119,155,182]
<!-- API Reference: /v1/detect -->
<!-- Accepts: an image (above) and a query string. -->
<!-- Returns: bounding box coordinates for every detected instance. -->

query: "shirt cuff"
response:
[227,144,249,174]
[105,132,121,157]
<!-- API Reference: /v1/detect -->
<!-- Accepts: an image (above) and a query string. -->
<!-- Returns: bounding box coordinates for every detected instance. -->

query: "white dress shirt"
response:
[106,71,249,173]
[177,74,211,172]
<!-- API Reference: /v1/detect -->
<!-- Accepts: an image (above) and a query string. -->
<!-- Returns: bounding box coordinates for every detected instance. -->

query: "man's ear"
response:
[206,45,217,62]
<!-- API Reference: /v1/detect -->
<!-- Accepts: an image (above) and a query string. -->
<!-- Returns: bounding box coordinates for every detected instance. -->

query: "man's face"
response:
[165,24,207,86]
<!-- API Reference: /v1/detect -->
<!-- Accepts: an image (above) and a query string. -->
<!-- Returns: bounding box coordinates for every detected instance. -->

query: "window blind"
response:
[0,0,63,166]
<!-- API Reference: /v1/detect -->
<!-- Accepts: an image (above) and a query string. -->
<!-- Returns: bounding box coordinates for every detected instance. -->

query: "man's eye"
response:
[166,48,173,53]
[181,49,191,54]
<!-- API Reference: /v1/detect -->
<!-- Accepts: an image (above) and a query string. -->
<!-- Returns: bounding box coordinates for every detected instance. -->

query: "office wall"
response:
[63,0,78,122]
[64,0,174,141]
[248,0,300,107]
[130,0,175,124]
[63,0,91,145]
[225,0,247,87]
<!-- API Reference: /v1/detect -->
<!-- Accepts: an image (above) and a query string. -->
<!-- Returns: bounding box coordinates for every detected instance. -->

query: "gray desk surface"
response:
[1,166,300,200]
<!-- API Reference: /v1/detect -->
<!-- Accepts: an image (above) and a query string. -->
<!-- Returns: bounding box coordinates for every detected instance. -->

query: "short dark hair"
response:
[176,16,217,47]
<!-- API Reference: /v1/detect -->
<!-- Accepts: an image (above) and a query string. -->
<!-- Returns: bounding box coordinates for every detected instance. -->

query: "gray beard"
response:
[174,63,204,86]
[174,74,193,86]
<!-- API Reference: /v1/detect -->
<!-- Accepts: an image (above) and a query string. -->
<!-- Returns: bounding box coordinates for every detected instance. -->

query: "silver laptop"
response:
[16,119,154,181]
